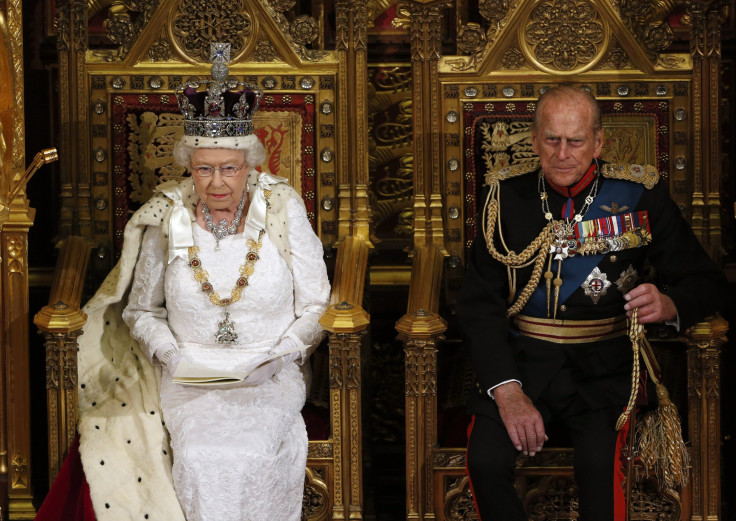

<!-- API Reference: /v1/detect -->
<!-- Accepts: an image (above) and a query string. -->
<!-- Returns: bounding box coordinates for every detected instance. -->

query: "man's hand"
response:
[493,382,547,456]
[624,283,677,324]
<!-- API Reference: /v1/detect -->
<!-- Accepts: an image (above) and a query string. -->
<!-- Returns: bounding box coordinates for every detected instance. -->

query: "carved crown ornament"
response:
[88,0,328,64]
[442,0,684,74]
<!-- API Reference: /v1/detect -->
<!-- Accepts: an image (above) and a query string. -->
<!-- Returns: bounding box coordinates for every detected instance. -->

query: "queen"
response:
[73,43,330,521]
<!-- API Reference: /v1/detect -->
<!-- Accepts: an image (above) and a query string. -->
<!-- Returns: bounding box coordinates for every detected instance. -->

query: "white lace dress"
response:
[122,197,330,521]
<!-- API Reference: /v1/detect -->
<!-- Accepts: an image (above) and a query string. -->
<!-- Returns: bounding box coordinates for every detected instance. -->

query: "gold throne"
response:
[29,2,373,520]
[395,1,728,520]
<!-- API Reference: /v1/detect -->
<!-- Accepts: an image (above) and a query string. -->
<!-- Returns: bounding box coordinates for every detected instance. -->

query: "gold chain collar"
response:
[186,188,271,308]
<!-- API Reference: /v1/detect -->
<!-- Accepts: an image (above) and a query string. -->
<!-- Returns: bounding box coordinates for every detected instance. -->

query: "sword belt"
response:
[514,314,628,344]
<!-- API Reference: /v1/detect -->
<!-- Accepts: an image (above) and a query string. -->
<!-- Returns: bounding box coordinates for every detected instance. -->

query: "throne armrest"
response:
[396,245,447,337]
[315,235,370,518]
[319,236,370,334]
[684,314,729,341]
[34,236,92,334]
[33,236,92,484]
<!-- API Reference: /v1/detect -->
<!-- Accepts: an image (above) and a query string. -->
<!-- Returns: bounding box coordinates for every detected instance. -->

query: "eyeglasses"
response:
[191,161,246,178]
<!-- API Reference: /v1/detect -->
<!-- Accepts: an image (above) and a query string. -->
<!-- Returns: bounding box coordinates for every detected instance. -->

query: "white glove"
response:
[243,338,304,386]
[154,344,186,376]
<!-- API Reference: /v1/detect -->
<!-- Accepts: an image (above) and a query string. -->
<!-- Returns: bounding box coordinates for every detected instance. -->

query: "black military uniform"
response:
[456,160,726,521]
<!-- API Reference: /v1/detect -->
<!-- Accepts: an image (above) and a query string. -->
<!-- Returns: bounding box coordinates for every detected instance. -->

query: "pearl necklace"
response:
[201,190,247,248]
[537,160,600,319]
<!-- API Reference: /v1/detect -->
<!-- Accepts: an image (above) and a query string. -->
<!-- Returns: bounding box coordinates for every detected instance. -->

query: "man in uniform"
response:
[456,85,726,520]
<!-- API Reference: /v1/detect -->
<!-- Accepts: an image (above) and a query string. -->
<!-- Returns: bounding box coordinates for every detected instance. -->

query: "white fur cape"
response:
[77,172,304,521]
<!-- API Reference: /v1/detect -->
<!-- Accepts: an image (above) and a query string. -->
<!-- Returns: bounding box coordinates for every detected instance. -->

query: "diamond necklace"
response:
[201,189,248,248]
[537,160,600,319]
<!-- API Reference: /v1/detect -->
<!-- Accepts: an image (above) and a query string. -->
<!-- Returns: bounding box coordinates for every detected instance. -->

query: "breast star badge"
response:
[582,267,611,304]
[615,265,639,294]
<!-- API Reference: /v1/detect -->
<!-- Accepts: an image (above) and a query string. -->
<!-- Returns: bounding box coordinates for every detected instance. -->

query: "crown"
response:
[175,43,263,139]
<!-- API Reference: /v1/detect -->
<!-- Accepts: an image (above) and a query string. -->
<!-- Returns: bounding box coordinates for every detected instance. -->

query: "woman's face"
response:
[190,148,249,212]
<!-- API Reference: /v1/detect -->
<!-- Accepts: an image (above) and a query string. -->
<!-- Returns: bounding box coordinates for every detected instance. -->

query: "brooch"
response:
[615,265,639,294]
[599,201,630,215]
[582,267,611,304]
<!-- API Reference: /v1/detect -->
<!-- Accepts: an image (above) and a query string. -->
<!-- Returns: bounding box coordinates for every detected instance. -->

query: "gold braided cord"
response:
[616,309,642,431]
[482,181,554,317]
[483,187,555,266]
[506,246,549,317]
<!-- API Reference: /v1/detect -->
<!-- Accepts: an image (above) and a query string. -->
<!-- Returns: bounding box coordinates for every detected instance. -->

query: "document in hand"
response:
[171,341,305,386]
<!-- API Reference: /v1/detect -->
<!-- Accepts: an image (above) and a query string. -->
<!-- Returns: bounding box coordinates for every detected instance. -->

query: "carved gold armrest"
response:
[684,314,729,341]
[319,235,370,334]
[396,244,447,338]
[33,236,91,484]
[34,236,92,334]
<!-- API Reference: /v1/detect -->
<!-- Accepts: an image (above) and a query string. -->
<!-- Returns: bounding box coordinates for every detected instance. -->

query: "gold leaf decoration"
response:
[172,0,252,62]
[523,0,606,72]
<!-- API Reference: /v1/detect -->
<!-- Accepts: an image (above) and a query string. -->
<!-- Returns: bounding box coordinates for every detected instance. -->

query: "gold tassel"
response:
[634,382,690,490]
[635,335,690,490]
[552,259,562,321]
[617,312,689,490]
[544,254,553,318]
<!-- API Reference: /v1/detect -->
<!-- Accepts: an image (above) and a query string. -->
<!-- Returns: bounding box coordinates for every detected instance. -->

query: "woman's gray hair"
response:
[172,134,267,170]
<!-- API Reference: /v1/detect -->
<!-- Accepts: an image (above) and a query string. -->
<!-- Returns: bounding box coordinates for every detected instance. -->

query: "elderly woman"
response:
[74,46,329,521]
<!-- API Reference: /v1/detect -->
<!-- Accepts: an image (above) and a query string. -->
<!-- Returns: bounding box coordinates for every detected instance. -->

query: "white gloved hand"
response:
[165,352,187,376]
[242,338,304,386]
[154,344,186,376]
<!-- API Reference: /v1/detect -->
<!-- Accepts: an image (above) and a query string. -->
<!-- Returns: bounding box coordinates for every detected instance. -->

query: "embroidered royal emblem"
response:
[582,267,611,304]
[599,201,631,215]
[615,265,639,294]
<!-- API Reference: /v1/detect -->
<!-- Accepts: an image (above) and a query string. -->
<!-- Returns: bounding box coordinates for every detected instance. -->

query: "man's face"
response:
[531,97,603,187]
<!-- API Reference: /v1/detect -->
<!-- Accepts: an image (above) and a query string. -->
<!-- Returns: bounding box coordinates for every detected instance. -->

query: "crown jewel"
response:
[175,43,263,139]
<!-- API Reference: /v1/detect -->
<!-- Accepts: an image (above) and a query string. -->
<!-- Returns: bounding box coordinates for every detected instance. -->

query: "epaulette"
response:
[601,163,659,189]
[484,161,539,186]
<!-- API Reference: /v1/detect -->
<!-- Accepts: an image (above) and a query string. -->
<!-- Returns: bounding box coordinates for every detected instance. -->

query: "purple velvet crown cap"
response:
[182,86,259,120]
[174,43,263,138]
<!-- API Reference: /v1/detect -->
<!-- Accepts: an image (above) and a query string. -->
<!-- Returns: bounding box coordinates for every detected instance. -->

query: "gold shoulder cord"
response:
[481,172,554,318]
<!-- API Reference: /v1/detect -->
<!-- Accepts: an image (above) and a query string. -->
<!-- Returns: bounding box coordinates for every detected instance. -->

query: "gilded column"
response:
[37,329,82,483]
[0,5,14,512]
[396,245,446,520]
[399,334,443,521]
[56,0,91,239]
[1,0,36,516]
[686,316,728,521]
[402,0,449,253]
[2,201,36,519]
[688,0,723,259]
[327,329,367,521]
[335,1,371,242]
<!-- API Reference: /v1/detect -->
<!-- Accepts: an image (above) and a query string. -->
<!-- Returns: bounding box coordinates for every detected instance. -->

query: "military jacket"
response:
[456,162,726,413]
